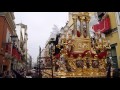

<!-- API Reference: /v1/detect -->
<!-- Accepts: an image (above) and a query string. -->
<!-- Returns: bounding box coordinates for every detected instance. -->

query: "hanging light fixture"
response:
[10,35,18,44]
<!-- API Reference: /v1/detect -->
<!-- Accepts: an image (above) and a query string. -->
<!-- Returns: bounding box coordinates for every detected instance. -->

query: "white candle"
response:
[95,35,98,39]
[101,33,105,38]
[99,39,102,43]
[98,31,101,35]
[108,40,110,44]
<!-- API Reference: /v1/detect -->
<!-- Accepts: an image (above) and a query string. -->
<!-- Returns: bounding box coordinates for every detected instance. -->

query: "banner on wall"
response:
[92,17,110,33]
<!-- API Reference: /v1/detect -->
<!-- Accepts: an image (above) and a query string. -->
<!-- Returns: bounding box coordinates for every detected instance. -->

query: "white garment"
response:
[26,76,32,78]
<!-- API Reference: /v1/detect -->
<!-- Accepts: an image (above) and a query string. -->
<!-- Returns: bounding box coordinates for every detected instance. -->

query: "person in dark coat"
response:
[0,73,4,78]
[12,70,24,78]
[107,62,111,78]
[113,68,119,78]
[107,57,112,78]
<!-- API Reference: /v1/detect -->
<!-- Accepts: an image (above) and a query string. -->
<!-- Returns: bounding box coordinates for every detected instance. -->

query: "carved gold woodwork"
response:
[46,12,110,78]
[68,58,77,70]
[73,37,91,53]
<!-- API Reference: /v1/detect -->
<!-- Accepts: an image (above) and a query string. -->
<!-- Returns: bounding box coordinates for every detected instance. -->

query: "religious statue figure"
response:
[86,58,90,68]
[83,28,87,38]
[57,55,68,72]
[66,34,74,52]
[76,60,84,68]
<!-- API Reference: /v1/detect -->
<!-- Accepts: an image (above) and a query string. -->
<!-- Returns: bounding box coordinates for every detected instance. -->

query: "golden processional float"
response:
[52,12,111,78]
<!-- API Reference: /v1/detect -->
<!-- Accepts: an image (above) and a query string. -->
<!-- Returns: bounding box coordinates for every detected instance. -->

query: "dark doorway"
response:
[107,44,118,69]
[11,63,13,70]
[111,46,118,69]
[3,65,7,72]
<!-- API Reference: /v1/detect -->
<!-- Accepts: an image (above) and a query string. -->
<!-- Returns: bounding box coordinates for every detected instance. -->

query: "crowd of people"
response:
[0,68,41,78]
[0,57,119,78]
[14,68,40,78]
[0,70,16,78]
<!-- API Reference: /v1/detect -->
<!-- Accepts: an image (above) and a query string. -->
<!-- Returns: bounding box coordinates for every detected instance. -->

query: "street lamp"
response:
[10,35,18,44]
[10,34,18,70]
[107,56,112,78]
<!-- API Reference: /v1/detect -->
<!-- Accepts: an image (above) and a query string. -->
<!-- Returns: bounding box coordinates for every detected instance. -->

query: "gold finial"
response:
[72,14,77,21]
[84,12,89,16]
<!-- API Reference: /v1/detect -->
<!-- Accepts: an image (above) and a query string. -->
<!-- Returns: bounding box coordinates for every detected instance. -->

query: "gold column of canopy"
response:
[72,13,78,37]
[78,12,83,37]
[76,12,91,38]
[84,12,90,38]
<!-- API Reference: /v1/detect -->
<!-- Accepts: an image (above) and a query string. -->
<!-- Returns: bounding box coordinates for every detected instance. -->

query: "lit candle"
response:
[99,38,102,43]
[92,40,94,44]
[108,40,110,44]
[98,31,101,35]
[101,33,105,39]
[95,35,98,39]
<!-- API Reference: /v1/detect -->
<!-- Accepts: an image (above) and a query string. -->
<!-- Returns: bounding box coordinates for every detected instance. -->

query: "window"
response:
[109,44,118,68]
[111,47,117,56]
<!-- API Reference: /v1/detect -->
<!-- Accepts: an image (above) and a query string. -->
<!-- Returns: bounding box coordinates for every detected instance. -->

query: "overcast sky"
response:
[14,12,68,63]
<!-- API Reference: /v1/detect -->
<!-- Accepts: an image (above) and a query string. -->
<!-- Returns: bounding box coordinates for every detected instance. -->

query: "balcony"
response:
[0,48,4,56]
[4,43,12,60]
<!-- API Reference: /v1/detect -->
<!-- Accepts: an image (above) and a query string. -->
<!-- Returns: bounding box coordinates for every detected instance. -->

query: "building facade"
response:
[27,54,32,70]
[0,12,29,72]
[0,12,16,72]
[92,12,120,68]
[16,23,28,66]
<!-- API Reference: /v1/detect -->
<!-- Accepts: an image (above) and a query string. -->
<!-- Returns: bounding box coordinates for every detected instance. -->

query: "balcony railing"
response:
[5,43,22,61]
